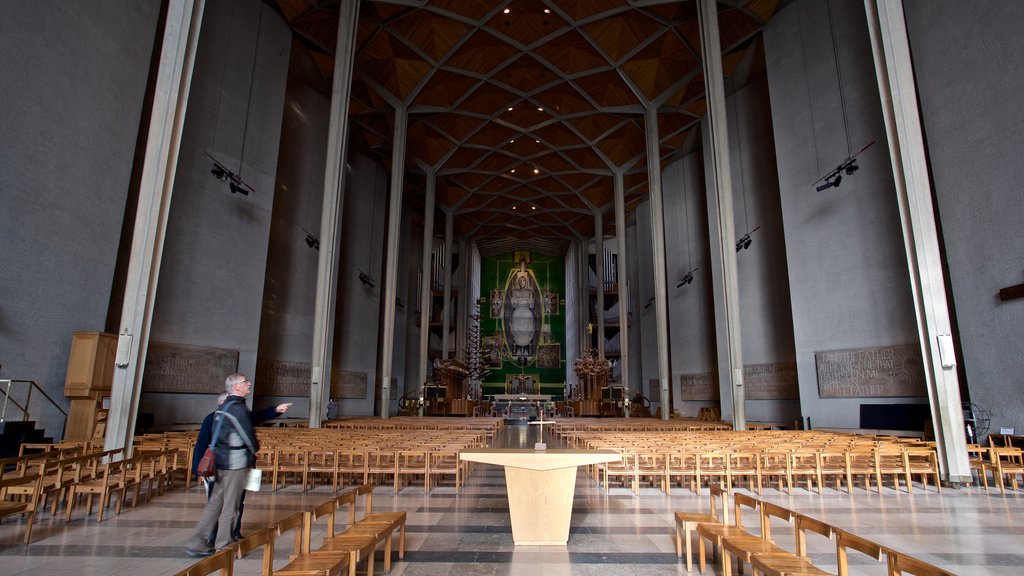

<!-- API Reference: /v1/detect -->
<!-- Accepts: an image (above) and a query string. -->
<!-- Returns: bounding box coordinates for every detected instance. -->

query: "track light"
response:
[303,231,319,251]
[205,151,254,196]
[814,140,874,192]
[357,268,376,288]
[735,226,760,252]
[676,267,698,288]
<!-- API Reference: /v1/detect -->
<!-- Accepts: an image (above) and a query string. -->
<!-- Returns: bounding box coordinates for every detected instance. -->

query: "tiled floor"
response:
[0,424,1019,575]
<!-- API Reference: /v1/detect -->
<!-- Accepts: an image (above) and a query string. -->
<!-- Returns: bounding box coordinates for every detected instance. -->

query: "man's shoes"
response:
[231,533,244,542]
[185,546,214,558]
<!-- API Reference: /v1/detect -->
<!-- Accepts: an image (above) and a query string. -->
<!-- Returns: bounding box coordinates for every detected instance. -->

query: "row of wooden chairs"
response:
[595,444,942,496]
[173,484,407,576]
[0,446,183,543]
[965,444,1024,492]
[676,484,956,575]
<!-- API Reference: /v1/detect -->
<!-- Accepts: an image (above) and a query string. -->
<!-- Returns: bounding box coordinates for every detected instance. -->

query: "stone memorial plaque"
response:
[816,344,926,398]
[256,359,310,396]
[648,379,661,403]
[142,341,238,393]
[390,377,398,400]
[332,370,367,399]
[680,372,718,401]
[745,362,799,400]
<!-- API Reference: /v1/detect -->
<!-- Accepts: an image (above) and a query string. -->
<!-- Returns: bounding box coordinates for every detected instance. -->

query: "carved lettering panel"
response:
[332,371,367,399]
[745,362,799,400]
[142,341,238,393]
[648,379,660,403]
[256,359,310,396]
[680,372,718,401]
[815,344,926,398]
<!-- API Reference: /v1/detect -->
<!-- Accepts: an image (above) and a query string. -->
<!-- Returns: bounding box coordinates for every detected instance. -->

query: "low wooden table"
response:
[459,448,620,545]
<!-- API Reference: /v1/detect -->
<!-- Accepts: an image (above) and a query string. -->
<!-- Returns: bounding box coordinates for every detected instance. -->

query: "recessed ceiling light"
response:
[544,9,550,14]
[503,8,510,14]
[532,206,537,210]
[508,107,513,111]
[537,107,543,112]
[511,169,516,173]
[533,168,539,174]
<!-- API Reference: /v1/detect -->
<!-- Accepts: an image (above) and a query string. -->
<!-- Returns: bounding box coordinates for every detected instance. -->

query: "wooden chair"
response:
[602,451,638,493]
[759,450,792,494]
[903,447,941,493]
[235,526,276,575]
[0,472,43,544]
[835,528,885,576]
[63,456,128,522]
[674,483,726,573]
[348,484,406,563]
[306,448,339,492]
[885,548,957,576]
[817,448,852,493]
[277,499,360,576]
[700,451,732,493]
[696,485,756,575]
[965,444,990,489]
[365,451,396,487]
[173,546,234,576]
[427,450,461,492]
[273,449,309,491]
[335,450,367,489]
[667,450,701,495]
[394,450,428,493]
[989,446,1024,492]
[789,449,821,493]
[720,496,790,576]
[728,452,762,495]
[751,512,833,576]
[874,445,910,493]
[636,450,668,492]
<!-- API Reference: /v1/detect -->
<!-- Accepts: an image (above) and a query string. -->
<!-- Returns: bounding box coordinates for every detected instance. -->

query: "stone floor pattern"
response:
[0,423,1020,575]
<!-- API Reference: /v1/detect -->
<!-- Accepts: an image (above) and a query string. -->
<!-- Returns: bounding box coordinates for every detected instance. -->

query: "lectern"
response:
[459,449,620,545]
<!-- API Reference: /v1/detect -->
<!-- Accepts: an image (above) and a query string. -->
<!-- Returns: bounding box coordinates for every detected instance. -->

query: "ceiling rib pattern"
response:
[272,0,779,249]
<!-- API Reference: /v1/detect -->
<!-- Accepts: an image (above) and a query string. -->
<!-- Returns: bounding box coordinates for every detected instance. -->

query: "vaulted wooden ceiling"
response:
[270,0,781,253]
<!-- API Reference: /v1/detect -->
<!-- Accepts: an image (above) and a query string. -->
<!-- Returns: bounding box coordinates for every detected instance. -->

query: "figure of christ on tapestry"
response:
[505,373,538,395]
[502,254,542,363]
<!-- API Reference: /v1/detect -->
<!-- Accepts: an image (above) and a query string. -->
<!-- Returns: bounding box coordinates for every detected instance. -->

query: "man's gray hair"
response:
[217,392,228,405]
[225,373,247,394]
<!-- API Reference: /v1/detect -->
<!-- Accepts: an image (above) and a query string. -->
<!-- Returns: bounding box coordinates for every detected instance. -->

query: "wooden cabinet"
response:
[64,332,117,441]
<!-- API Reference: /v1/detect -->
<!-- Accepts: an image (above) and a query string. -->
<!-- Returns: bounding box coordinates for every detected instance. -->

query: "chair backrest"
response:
[835,528,884,576]
[335,489,358,528]
[732,492,760,533]
[760,501,793,542]
[709,483,729,524]
[235,526,276,576]
[274,511,304,558]
[175,546,234,576]
[794,512,833,557]
[355,483,374,513]
[302,498,337,552]
[885,548,957,576]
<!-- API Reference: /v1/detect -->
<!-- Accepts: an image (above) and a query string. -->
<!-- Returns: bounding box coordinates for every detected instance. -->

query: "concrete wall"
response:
[764,0,923,429]
[903,1,1024,437]
[141,0,291,426]
[253,40,330,421]
[334,156,388,417]
[0,1,161,437]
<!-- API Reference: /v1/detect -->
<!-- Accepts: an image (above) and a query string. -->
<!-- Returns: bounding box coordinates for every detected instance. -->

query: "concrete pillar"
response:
[309,0,359,428]
[417,170,436,396]
[442,210,454,360]
[106,0,205,455]
[613,172,630,391]
[594,216,605,357]
[698,0,745,430]
[643,107,672,420]
[864,0,971,483]
[379,105,408,419]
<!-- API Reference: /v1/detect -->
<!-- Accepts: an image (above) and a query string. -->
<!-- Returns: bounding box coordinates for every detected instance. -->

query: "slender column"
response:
[442,210,454,360]
[456,235,468,363]
[643,107,671,420]
[613,172,630,390]
[379,105,408,419]
[864,0,970,483]
[310,0,359,427]
[417,171,436,395]
[106,0,205,454]
[579,240,589,357]
[698,0,745,429]
[594,216,605,357]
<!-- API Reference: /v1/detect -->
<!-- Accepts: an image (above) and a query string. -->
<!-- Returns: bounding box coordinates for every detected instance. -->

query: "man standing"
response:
[185,373,285,557]
[191,390,289,546]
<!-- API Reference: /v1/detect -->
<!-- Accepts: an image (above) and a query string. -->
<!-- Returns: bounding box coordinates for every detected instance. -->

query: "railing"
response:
[0,379,68,438]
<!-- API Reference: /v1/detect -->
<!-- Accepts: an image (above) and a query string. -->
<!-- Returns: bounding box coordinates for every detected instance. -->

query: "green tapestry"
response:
[479,251,566,398]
